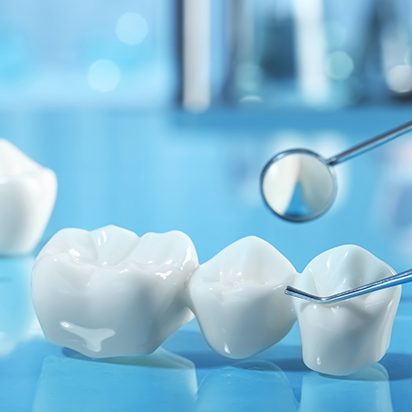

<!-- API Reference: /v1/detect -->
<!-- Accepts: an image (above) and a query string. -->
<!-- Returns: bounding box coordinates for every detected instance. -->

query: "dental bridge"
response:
[32,225,402,377]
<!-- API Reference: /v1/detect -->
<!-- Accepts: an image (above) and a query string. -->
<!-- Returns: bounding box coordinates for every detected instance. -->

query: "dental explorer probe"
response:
[284,268,412,304]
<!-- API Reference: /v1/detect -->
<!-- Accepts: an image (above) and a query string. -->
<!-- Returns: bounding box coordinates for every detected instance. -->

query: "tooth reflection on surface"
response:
[188,236,297,359]
[196,360,298,412]
[0,256,40,356]
[299,363,392,412]
[33,348,197,412]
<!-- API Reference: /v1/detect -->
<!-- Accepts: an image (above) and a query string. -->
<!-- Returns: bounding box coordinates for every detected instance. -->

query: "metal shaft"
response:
[285,268,412,304]
[327,120,412,166]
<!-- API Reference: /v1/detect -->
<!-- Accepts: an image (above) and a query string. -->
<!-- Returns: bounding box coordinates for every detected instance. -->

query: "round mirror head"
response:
[260,149,337,222]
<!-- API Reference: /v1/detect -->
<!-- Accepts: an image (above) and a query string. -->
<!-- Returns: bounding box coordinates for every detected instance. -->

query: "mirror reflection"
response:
[261,150,337,222]
[33,348,197,412]
[0,256,37,356]
[196,360,298,412]
[300,363,392,412]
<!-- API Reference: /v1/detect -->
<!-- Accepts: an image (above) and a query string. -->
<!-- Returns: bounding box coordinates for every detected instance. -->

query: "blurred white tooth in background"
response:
[295,245,401,376]
[0,139,57,255]
[299,363,393,412]
[188,236,298,359]
[32,225,198,358]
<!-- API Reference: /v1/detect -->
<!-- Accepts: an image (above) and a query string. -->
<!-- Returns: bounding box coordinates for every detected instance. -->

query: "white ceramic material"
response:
[294,245,401,376]
[0,139,57,254]
[187,236,298,359]
[32,226,401,374]
[32,225,198,358]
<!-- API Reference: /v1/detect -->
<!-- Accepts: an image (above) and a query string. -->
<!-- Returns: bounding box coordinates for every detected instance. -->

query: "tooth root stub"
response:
[187,236,298,359]
[0,139,57,255]
[294,245,401,376]
[32,225,199,358]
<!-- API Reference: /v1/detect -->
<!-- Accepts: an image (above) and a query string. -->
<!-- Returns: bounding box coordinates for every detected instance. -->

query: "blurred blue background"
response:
[0,0,412,109]
[1,1,412,411]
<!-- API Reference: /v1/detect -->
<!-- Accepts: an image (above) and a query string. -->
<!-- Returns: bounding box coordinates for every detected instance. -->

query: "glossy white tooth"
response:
[188,236,298,359]
[295,245,401,376]
[32,225,198,358]
[0,139,57,254]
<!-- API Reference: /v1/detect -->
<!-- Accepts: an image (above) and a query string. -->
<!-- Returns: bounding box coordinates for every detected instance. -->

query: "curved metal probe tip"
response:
[284,267,412,304]
[284,286,332,304]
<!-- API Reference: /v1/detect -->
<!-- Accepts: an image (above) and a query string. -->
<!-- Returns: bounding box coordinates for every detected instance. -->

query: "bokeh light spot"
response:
[239,95,263,104]
[116,12,148,46]
[88,59,121,92]
[387,65,412,93]
[325,51,354,81]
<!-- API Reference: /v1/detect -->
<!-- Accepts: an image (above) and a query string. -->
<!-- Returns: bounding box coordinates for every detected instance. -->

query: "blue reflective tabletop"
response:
[1,107,412,411]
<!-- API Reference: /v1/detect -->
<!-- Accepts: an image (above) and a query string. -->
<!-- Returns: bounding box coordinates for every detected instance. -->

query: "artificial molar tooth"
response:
[294,245,401,376]
[0,139,57,254]
[187,236,298,359]
[32,225,198,358]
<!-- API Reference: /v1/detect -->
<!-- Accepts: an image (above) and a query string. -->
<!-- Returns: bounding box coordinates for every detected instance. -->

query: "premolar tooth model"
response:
[32,225,401,376]
[0,139,57,254]
[187,236,297,359]
[294,245,401,376]
[32,225,198,358]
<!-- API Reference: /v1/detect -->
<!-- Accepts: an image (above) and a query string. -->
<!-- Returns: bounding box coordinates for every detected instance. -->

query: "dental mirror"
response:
[261,119,412,222]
